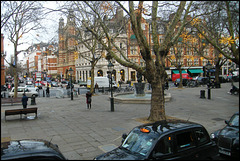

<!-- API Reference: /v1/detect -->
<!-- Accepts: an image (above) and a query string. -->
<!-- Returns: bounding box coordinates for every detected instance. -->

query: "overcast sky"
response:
[2,1,142,64]
[3,1,62,63]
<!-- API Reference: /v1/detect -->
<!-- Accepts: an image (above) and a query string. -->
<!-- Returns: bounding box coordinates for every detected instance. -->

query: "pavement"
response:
[1,82,239,160]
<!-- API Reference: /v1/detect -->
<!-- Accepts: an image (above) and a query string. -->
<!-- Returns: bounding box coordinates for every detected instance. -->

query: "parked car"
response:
[25,85,39,92]
[232,75,239,82]
[219,75,227,83]
[41,81,49,87]
[60,81,69,88]
[9,87,38,98]
[78,81,87,87]
[18,77,24,83]
[26,80,33,85]
[226,75,233,82]
[196,77,208,85]
[1,139,67,160]
[94,120,217,160]
[66,82,74,89]
[210,112,239,159]
[51,81,59,87]
[174,78,189,87]
[35,82,42,89]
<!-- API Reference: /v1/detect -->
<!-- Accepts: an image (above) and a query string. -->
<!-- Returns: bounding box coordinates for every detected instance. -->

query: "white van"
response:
[9,87,38,98]
[87,77,117,89]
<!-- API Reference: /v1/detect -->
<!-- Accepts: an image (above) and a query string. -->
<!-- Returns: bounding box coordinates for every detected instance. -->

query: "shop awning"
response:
[188,69,204,73]
[130,34,147,40]
[172,70,187,74]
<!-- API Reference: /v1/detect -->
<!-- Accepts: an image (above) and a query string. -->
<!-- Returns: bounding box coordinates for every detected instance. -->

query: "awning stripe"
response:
[188,69,204,73]
[172,70,187,74]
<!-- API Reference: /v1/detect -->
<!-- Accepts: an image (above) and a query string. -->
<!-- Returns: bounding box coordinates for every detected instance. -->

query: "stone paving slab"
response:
[1,82,239,160]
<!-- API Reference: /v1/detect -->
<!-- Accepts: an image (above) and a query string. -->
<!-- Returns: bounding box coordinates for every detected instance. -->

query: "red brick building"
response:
[57,9,76,81]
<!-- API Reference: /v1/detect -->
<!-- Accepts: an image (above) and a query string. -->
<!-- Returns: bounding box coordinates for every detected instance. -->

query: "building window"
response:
[158,26,165,34]
[109,29,114,33]
[194,59,198,66]
[131,71,136,81]
[130,46,137,55]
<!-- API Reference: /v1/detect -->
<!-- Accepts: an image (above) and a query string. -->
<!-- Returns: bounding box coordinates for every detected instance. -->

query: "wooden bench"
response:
[1,97,22,106]
[5,107,38,120]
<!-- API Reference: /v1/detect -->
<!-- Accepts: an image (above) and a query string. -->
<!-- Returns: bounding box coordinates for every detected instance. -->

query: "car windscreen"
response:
[121,128,158,156]
[229,114,239,127]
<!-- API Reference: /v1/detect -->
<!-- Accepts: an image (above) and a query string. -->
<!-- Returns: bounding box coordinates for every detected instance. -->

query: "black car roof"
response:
[1,139,66,160]
[136,120,203,136]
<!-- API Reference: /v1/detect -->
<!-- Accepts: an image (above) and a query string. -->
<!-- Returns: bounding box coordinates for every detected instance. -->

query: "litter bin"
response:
[31,95,36,105]
[200,90,205,99]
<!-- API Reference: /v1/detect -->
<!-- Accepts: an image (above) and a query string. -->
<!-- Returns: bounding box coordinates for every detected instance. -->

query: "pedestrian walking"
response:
[95,83,99,93]
[7,83,11,91]
[21,93,28,109]
[86,91,92,109]
[46,85,50,97]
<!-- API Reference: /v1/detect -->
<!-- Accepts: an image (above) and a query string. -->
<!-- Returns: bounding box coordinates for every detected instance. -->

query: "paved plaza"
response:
[1,82,239,160]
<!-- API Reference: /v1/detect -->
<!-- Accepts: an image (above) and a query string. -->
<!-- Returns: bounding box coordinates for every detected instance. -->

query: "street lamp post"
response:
[69,67,74,100]
[108,61,114,112]
[205,61,212,99]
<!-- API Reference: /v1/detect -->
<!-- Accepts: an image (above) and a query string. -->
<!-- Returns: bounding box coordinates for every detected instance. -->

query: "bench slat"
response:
[1,97,22,106]
[5,107,38,120]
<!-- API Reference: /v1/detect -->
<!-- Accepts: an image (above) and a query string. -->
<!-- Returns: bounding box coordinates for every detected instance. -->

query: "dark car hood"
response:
[219,126,239,138]
[1,139,66,160]
[95,147,145,160]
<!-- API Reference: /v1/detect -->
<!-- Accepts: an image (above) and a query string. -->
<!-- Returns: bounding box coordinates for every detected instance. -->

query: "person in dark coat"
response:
[94,83,99,93]
[86,91,92,109]
[46,85,50,97]
[21,93,28,109]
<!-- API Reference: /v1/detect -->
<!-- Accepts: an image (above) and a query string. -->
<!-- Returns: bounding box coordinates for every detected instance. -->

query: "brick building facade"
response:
[57,9,76,81]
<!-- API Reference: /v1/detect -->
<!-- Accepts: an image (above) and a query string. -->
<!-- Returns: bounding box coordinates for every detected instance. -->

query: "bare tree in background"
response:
[1,1,44,98]
[191,1,239,65]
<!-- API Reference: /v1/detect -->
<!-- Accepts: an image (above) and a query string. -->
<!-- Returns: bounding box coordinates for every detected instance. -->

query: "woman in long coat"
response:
[86,91,92,109]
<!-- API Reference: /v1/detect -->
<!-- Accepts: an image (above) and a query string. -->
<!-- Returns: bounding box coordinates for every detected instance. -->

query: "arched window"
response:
[97,70,103,76]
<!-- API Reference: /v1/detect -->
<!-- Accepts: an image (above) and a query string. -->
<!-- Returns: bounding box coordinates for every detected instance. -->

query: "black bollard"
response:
[200,90,205,99]
[31,95,36,105]
[43,89,45,97]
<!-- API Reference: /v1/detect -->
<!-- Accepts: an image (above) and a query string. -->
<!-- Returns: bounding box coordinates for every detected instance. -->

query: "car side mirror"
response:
[225,120,229,125]
[121,133,127,143]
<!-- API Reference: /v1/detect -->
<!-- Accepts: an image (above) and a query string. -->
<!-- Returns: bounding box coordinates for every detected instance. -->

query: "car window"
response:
[194,128,209,145]
[154,135,173,154]
[18,88,24,92]
[176,131,195,150]
[121,129,158,156]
